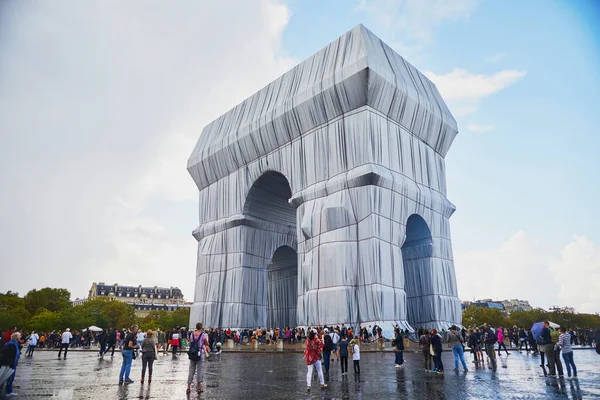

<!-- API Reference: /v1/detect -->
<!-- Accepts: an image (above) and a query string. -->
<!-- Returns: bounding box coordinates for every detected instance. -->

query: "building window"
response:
[126,293,130,297]
[100,291,105,295]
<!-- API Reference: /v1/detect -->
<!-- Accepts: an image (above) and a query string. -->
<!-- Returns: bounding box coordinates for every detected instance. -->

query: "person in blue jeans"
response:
[393,328,404,367]
[430,329,444,374]
[322,329,333,375]
[119,325,140,384]
[557,327,577,378]
[0,332,21,397]
[449,325,468,372]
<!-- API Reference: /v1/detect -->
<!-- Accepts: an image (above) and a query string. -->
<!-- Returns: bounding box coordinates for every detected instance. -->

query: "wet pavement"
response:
[7,348,599,399]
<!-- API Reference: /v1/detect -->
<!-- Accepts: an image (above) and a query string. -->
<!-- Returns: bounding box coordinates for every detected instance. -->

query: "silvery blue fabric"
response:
[187,25,462,336]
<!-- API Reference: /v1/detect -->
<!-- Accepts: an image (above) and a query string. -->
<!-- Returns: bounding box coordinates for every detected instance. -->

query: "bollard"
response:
[251,338,258,350]
[377,338,385,351]
[277,339,284,350]
[403,337,409,349]
[225,339,234,349]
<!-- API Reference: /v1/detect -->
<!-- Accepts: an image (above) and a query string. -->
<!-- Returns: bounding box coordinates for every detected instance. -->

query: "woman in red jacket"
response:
[304,329,327,391]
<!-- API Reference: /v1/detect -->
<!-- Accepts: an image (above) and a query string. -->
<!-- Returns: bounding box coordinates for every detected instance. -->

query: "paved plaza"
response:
[7,348,599,399]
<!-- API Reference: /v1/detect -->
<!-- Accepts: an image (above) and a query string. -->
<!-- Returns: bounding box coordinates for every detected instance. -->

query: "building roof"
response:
[187,24,457,191]
[93,283,183,297]
[473,302,505,310]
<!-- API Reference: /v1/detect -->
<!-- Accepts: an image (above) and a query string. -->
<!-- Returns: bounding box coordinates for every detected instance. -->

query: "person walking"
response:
[518,328,529,352]
[330,329,340,361]
[419,329,432,371]
[304,329,327,391]
[58,328,72,359]
[449,325,468,372]
[140,330,157,384]
[392,328,405,367]
[157,329,166,353]
[119,325,139,384]
[557,327,576,379]
[351,338,360,375]
[540,321,563,377]
[338,335,349,376]
[467,328,480,367]
[171,329,180,355]
[97,329,107,359]
[136,329,146,359]
[483,324,497,370]
[106,328,117,358]
[430,329,444,374]
[186,323,209,394]
[25,331,39,357]
[322,328,333,376]
[1,332,21,398]
[497,327,509,356]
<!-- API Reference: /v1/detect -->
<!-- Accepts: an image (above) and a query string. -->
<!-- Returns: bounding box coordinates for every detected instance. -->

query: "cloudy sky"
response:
[1,0,598,313]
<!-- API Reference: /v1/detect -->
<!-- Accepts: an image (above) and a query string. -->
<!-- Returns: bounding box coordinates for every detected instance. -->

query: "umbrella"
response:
[0,366,14,386]
[531,321,561,342]
[87,326,103,332]
[531,322,543,342]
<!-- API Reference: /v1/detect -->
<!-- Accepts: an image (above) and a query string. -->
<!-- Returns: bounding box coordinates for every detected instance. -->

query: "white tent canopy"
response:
[82,325,103,332]
[548,321,560,329]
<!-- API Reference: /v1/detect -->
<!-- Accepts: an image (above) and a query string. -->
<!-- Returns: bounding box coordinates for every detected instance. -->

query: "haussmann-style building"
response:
[187,25,462,334]
[88,282,190,317]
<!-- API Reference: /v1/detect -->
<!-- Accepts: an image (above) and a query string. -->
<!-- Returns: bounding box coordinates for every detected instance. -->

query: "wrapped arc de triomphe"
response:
[187,25,462,335]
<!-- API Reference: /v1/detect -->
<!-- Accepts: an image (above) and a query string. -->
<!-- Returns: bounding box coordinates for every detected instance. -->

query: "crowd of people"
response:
[1,321,599,397]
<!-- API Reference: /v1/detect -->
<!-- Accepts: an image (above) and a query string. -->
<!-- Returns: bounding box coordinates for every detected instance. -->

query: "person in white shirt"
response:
[58,328,73,359]
[25,331,40,357]
[351,339,360,374]
[331,330,340,361]
[136,330,146,358]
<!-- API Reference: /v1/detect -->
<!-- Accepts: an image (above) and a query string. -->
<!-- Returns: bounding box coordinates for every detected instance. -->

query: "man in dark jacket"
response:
[1,332,21,397]
[323,329,333,375]
[106,328,117,357]
[540,321,563,377]
[483,323,497,370]
[518,328,529,352]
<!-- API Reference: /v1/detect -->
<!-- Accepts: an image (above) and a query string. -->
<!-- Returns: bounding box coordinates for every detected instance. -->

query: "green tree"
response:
[24,288,71,315]
[0,291,30,331]
[462,306,507,328]
[27,308,60,332]
[508,308,548,328]
[103,300,136,329]
[171,308,190,329]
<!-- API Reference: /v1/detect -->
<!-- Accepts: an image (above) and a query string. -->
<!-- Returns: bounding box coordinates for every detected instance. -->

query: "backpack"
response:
[188,332,204,361]
[550,329,559,344]
[323,335,333,352]
[486,330,497,344]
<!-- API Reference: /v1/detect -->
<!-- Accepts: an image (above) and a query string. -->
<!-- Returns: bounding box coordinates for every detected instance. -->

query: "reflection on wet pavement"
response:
[9,349,599,399]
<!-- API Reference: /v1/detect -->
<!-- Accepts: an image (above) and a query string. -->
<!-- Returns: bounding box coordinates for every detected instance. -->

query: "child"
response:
[351,338,360,374]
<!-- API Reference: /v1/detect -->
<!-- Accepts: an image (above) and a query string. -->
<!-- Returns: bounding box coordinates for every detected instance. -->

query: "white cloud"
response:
[466,123,495,133]
[455,232,600,313]
[549,236,600,314]
[356,0,480,58]
[0,0,295,300]
[486,52,507,63]
[425,68,526,116]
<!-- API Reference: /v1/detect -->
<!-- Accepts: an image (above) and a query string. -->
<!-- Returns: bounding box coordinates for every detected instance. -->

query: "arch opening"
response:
[267,245,298,329]
[401,214,434,329]
[244,171,295,227]
[244,171,298,329]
